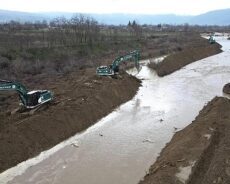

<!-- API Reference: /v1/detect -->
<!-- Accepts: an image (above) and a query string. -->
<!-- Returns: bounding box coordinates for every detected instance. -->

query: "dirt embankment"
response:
[0,69,140,173]
[139,97,230,184]
[223,83,230,94]
[149,38,222,76]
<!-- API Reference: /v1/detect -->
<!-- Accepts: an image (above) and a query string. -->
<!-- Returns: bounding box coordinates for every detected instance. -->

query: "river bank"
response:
[148,38,222,76]
[139,96,230,184]
[0,69,140,173]
[140,36,230,184]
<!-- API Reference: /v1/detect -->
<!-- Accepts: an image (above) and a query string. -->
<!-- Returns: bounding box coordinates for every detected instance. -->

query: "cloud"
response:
[1,0,230,15]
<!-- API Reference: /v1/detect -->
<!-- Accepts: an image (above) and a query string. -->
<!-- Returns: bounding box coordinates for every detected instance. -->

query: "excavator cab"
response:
[27,91,42,106]
[96,65,114,76]
[26,90,53,108]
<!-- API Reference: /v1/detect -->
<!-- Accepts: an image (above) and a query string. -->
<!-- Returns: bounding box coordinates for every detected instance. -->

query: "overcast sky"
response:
[1,0,230,15]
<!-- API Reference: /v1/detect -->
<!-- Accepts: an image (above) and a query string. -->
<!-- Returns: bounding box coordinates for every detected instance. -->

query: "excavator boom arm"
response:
[0,80,28,95]
[96,50,140,76]
[0,80,53,109]
[0,80,28,106]
[112,50,140,70]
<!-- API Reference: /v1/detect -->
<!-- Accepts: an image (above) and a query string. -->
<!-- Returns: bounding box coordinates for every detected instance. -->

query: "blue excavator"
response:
[96,50,141,76]
[0,80,53,109]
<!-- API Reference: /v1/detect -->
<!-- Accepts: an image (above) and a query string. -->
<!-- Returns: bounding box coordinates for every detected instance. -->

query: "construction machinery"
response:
[0,80,53,109]
[96,50,141,76]
[209,35,216,44]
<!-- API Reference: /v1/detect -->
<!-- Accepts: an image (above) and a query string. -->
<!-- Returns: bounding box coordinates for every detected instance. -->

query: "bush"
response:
[0,57,10,69]
[1,49,18,60]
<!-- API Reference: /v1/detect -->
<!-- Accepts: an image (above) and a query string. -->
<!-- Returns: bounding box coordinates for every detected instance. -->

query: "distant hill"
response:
[0,9,48,22]
[0,10,192,25]
[188,9,230,25]
[89,14,192,25]
[0,8,229,25]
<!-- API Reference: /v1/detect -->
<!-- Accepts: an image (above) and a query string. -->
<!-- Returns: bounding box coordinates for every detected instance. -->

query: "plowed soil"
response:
[0,69,140,173]
[139,97,230,184]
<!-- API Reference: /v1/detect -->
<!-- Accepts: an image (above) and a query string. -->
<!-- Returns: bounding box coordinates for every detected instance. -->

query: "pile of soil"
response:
[149,41,222,76]
[139,97,230,184]
[223,83,230,94]
[0,69,140,173]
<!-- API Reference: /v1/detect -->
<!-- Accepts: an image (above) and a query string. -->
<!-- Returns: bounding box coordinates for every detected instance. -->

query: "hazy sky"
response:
[1,0,230,15]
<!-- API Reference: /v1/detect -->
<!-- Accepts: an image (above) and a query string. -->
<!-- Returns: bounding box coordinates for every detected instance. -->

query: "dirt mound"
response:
[223,83,230,94]
[0,69,140,173]
[149,41,222,76]
[139,97,230,184]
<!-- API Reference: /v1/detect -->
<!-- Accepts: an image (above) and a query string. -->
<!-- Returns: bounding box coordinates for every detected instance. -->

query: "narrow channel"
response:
[1,36,230,184]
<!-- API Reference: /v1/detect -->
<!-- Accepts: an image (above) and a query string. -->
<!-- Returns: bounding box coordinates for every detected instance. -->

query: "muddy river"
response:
[1,36,230,184]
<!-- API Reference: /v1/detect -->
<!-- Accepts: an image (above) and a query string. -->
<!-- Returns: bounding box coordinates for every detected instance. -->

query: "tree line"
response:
[0,14,146,50]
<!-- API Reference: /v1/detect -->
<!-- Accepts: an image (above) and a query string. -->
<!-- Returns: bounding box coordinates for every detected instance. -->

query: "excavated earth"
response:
[139,97,230,184]
[0,69,140,173]
[149,42,222,76]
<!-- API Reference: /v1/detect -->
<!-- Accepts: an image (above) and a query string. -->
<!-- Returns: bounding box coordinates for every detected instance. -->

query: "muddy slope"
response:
[0,69,140,173]
[223,83,230,94]
[149,42,222,76]
[139,97,230,184]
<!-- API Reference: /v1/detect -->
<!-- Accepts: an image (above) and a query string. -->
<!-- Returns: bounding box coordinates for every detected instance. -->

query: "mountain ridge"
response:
[0,8,229,25]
